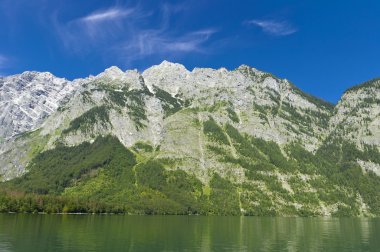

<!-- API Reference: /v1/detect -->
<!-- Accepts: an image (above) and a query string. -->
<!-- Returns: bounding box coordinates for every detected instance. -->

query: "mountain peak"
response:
[18,71,56,81]
[237,64,251,70]
[160,60,181,66]
[105,65,123,72]
[96,66,125,80]
[152,60,189,72]
[142,61,190,94]
[236,64,262,76]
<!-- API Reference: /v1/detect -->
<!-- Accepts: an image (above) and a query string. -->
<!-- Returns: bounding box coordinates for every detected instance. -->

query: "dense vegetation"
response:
[63,106,111,134]
[226,107,239,123]
[1,122,380,216]
[203,120,380,216]
[0,135,252,215]
[153,86,183,117]
[5,136,136,195]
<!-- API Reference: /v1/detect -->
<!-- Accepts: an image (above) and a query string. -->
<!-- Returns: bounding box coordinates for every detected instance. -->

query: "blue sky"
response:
[0,0,379,103]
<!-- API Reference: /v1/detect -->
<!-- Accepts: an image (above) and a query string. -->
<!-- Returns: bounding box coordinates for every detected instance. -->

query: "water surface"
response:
[0,214,379,251]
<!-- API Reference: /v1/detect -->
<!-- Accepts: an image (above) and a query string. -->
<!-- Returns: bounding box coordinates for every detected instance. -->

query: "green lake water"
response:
[0,214,379,251]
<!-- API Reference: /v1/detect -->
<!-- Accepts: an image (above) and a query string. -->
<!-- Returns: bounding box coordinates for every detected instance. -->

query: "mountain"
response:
[327,78,380,176]
[0,71,82,139]
[0,61,379,216]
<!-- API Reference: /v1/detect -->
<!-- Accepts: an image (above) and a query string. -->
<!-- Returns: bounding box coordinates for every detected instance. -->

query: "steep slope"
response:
[0,71,81,139]
[0,62,379,216]
[330,78,380,147]
[326,78,380,176]
[143,62,333,152]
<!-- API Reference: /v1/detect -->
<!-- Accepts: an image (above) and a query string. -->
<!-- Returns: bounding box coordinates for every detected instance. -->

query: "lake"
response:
[0,214,379,251]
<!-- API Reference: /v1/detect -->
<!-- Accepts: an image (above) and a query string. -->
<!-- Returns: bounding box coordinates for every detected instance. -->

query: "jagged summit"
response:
[20,70,55,78]
[10,71,62,86]
[95,66,126,80]
[144,60,189,74]
[159,60,187,68]
[102,65,124,75]
[0,71,80,139]
[236,64,258,72]
[142,61,190,95]
[0,62,335,141]
[143,60,189,75]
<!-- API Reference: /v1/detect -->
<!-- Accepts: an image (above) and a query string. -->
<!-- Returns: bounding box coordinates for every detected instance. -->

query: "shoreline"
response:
[1,212,378,218]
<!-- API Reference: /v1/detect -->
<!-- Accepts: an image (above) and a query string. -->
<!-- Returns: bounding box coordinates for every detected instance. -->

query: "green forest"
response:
[1,128,379,216]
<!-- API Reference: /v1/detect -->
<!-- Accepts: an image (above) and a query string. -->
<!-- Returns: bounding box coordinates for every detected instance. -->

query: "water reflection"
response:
[0,233,12,252]
[0,214,379,251]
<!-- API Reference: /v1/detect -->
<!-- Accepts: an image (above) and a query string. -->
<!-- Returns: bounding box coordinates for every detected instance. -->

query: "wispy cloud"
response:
[116,3,217,63]
[122,28,217,61]
[53,6,142,50]
[246,19,297,36]
[80,7,133,23]
[52,3,216,63]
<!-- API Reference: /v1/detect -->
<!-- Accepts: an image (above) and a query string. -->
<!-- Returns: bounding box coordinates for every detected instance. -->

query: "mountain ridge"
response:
[0,61,379,216]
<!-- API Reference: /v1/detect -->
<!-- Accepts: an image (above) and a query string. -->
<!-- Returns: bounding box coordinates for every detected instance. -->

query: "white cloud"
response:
[52,6,141,52]
[122,28,217,61]
[246,19,297,36]
[80,7,134,23]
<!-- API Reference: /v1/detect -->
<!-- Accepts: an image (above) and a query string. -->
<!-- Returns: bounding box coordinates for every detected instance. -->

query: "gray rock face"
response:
[141,62,333,151]
[327,78,380,172]
[329,78,380,147]
[0,71,80,139]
